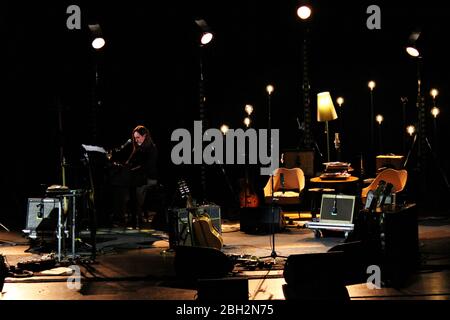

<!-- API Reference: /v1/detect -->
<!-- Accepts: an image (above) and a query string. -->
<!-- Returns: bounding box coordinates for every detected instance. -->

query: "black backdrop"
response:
[2,0,449,229]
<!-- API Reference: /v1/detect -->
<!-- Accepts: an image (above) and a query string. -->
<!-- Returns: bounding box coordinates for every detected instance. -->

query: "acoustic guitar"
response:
[177,180,223,250]
[239,178,260,208]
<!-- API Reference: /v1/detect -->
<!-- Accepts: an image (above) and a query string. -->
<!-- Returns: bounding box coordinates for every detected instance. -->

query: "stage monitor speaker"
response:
[174,245,234,280]
[381,203,419,285]
[283,251,350,300]
[197,278,249,301]
[23,198,60,239]
[240,206,283,234]
[283,150,314,177]
[328,240,375,285]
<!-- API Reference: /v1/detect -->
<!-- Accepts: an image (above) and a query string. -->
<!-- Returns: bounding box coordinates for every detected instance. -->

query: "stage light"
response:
[336,97,344,107]
[88,24,105,50]
[376,114,384,125]
[244,117,251,128]
[220,124,229,135]
[406,125,415,136]
[195,19,214,46]
[406,30,421,57]
[368,81,376,91]
[245,104,254,116]
[431,107,440,118]
[266,84,274,95]
[430,88,439,99]
[297,5,312,20]
[406,46,420,57]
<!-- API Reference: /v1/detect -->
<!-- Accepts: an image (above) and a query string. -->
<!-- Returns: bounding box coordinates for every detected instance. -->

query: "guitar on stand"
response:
[239,177,260,208]
[177,179,223,250]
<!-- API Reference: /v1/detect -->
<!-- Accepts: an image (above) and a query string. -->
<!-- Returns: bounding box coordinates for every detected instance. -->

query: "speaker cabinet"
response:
[381,203,419,284]
[174,245,233,280]
[197,278,249,301]
[283,251,350,300]
[23,198,60,239]
[283,150,315,177]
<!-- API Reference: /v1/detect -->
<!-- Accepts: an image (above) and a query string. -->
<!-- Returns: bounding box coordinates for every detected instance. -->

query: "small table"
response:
[310,176,360,195]
[310,176,359,184]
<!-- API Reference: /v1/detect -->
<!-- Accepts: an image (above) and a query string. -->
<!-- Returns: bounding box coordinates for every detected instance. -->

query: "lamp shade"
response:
[317,92,338,122]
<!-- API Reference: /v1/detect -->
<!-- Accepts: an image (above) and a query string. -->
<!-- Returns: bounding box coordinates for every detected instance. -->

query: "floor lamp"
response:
[317,92,338,163]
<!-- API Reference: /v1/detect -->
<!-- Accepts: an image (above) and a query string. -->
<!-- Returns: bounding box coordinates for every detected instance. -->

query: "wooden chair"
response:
[361,168,408,204]
[263,167,305,210]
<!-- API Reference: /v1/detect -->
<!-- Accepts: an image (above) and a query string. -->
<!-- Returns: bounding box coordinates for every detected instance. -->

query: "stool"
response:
[308,188,335,218]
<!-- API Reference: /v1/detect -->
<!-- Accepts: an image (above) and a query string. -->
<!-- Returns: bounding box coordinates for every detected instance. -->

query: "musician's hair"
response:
[131,125,155,148]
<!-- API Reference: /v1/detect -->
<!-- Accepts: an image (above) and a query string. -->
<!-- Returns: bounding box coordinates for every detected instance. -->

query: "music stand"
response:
[81,144,106,261]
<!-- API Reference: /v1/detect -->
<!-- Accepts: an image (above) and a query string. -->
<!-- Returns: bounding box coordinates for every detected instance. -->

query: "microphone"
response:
[280,173,285,193]
[37,202,44,218]
[115,139,132,152]
[331,195,338,216]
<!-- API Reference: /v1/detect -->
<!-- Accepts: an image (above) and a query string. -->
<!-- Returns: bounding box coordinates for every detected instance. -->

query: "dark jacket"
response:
[127,143,158,186]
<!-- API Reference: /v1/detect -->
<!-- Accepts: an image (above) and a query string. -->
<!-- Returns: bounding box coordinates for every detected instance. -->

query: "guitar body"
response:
[239,178,260,208]
[192,214,223,250]
[239,191,260,208]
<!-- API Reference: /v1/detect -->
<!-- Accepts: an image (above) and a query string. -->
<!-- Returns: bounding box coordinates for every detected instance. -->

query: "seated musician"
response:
[108,125,158,228]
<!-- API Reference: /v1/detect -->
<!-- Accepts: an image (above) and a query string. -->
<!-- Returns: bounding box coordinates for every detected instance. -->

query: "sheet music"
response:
[82,144,107,154]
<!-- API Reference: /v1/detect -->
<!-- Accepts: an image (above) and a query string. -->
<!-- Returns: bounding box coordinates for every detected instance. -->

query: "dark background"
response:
[2,0,449,229]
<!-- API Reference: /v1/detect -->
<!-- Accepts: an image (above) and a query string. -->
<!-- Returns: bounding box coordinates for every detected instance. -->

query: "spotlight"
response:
[266,84,274,95]
[220,124,229,135]
[297,1,312,20]
[431,107,440,118]
[406,30,421,57]
[376,114,384,125]
[336,97,344,107]
[88,24,105,50]
[430,88,439,99]
[406,125,416,136]
[195,19,214,46]
[368,81,376,91]
[244,104,254,116]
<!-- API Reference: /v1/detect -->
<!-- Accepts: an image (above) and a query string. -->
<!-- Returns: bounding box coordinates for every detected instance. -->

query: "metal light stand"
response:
[405,57,450,200]
[260,87,287,263]
[199,47,208,204]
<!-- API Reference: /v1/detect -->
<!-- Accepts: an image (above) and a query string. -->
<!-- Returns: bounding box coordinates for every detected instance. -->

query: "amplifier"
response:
[174,205,221,246]
[283,150,315,177]
[23,198,60,239]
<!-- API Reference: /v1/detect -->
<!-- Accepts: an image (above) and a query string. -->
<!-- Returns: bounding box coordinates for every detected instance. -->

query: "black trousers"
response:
[129,179,157,228]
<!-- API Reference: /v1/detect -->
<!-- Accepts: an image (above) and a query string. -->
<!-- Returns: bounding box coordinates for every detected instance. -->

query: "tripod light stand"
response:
[195,18,214,203]
[404,31,450,199]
